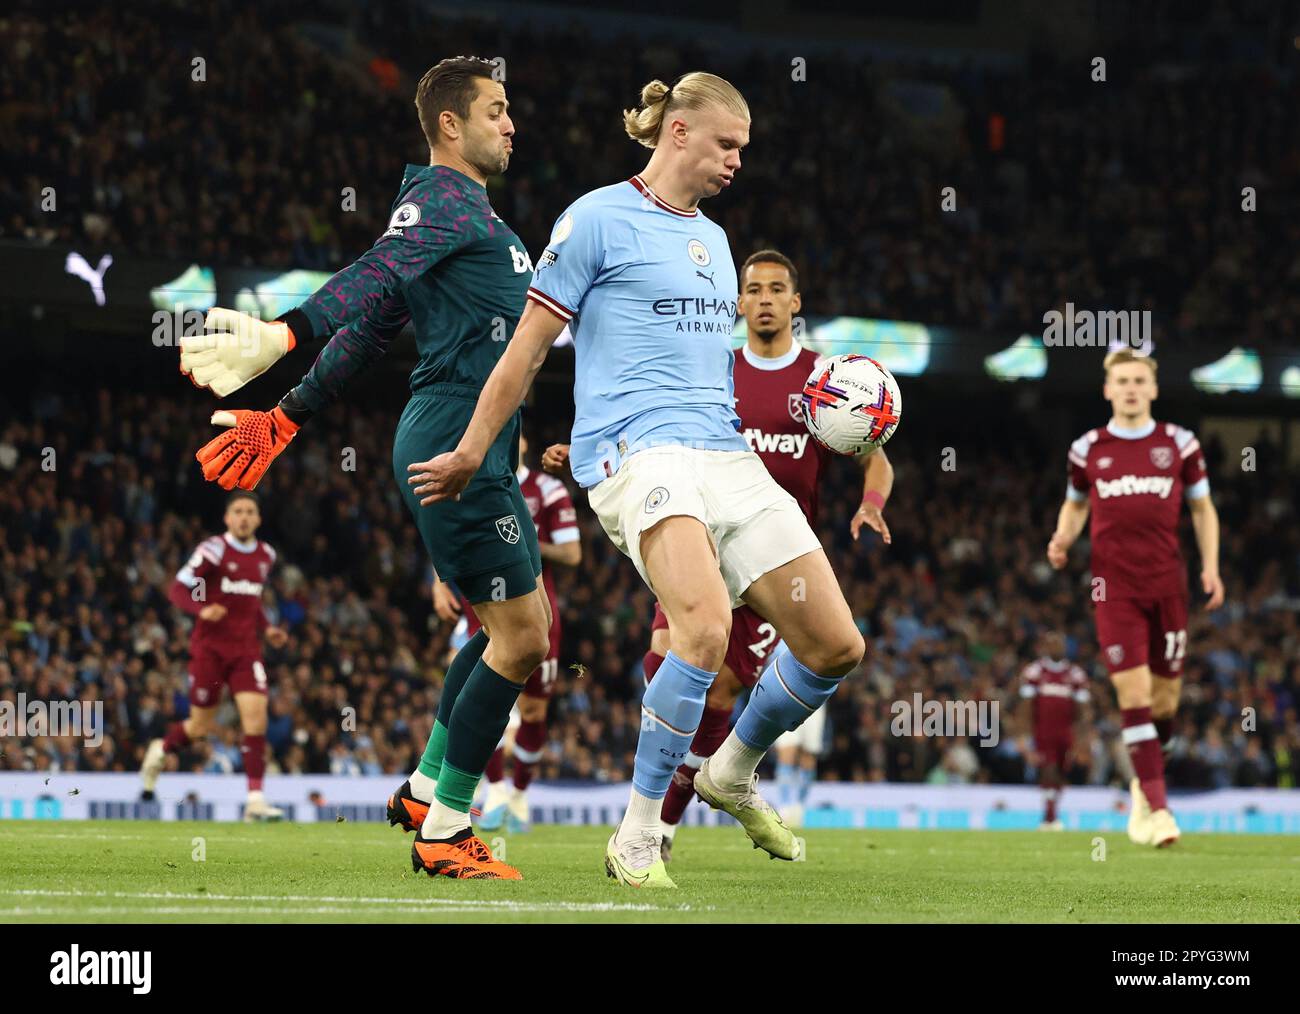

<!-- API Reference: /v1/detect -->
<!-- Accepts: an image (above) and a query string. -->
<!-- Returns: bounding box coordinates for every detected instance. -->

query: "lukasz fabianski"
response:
[50,946,151,994]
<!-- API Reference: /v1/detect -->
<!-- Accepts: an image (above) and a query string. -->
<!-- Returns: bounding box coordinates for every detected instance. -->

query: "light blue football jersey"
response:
[527,175,747,488]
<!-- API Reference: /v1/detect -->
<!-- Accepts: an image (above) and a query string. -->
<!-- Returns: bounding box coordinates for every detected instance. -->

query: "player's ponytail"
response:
[623,72,750,149]
[623,79,672,147]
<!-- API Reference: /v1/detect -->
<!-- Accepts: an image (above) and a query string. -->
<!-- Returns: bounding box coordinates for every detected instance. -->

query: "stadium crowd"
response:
[1,0,1297,797]
[3,2,1298,353]
[1,388,1297,793]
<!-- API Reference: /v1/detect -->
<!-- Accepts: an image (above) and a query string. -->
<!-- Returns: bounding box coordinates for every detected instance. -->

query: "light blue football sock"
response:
[797,765,815,805]
[632,651,715,800]
[734,643,844,752]
[776,761,800,807]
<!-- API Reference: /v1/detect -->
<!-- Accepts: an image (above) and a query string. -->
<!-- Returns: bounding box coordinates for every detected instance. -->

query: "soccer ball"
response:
[800,354,902,456]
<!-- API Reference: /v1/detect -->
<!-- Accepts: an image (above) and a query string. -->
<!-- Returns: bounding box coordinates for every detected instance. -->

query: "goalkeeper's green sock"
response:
[423,660,524,838]
[410,628,487,800]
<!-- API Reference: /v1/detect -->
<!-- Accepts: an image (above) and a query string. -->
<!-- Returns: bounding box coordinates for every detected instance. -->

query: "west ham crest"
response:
[788,392,803,421]
[495,515,521,544]
[1150,447,1173,469]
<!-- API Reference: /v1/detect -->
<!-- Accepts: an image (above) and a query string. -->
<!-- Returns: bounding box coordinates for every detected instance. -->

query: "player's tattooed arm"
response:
[1187,494,1224,609]
[852,447,893,543]
[408,301,568,504]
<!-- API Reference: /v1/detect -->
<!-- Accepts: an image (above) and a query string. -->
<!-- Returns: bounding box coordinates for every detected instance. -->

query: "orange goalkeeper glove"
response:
[196,405,300,491]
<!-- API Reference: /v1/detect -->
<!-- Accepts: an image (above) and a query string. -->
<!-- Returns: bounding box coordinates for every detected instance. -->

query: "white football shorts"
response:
[587,445,822,607]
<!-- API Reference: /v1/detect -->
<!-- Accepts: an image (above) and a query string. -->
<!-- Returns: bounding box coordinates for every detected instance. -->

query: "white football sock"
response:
[408,769,437,803]
[708,732,766,791]
[616,789,664,847]
[420,797,471,840]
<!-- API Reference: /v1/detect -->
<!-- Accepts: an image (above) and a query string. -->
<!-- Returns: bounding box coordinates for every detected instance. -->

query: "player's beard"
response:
[750,321,784,341]
[469,139,510,178]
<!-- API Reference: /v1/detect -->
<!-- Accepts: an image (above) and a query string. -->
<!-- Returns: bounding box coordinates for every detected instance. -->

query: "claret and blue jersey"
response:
[526,174,748,487]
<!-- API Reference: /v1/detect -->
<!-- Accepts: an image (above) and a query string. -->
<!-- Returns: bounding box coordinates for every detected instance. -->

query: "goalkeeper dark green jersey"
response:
[285,163,534,408]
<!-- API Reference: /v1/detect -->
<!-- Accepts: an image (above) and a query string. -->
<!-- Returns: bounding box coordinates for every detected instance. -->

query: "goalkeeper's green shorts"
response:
[392,384,541,605]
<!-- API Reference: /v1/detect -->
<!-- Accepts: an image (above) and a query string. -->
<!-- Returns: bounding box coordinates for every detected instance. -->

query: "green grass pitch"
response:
[1,821,1296,923]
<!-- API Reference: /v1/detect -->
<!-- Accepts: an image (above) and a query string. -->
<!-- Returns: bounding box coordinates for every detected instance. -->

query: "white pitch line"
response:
[0,888,678,913]
[3,905,644,917]
[0,832,152,841]
[0,831,368,845]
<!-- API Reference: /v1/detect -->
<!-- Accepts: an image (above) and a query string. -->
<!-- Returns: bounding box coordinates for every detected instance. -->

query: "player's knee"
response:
[673,614,730,671]
[1110,669,1152,709]
[516,608,553,670]
[1115,689,1151,710]
[806,627,865,677]
[239,708,268,735]
[515,630,550,674]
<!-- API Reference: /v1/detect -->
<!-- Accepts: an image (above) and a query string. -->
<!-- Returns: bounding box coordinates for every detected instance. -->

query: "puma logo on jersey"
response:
[1095,475,1174,499]
[743,428,809,458]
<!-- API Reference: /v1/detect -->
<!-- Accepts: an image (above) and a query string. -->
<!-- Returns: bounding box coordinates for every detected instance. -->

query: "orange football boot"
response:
[411,829,523,880]
[387,779,430,833]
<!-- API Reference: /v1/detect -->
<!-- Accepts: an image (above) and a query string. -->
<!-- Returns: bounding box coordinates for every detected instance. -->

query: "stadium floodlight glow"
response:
[732,315,931,376]
[1190,346,1262,394]
[1280,365,1300,399]
[246,269,333,320]
[808,317,930,375]
[149,263,215,312]
[984,334,1047,381]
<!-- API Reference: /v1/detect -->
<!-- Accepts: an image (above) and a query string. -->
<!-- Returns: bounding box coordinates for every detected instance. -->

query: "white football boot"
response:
[605,831,676,889]
[505,787,531,834]
[1147,808,1180,848]
[140,738,166,799]
[243,791,285,822]
[694,759,800,861]
[1127,777,1152,845]
[476,781,511,832]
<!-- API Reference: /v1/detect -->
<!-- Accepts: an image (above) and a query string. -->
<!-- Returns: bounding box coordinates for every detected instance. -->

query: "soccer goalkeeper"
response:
[180,57,552,881]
